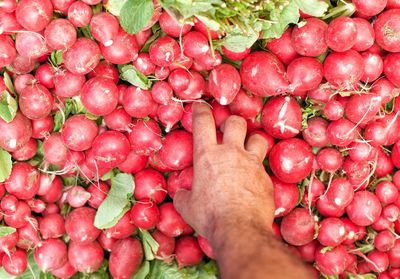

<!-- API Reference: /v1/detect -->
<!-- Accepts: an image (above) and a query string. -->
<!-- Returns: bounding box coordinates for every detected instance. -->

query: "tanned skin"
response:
[174,103,314,279]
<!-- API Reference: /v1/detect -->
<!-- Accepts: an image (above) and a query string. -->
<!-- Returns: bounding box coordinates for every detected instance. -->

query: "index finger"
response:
[192,103,217,151]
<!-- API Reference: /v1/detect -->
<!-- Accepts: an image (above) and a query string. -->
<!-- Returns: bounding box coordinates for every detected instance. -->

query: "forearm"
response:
[210,218,314,279]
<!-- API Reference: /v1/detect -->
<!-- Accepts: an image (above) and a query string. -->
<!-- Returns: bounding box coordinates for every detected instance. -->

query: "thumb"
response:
[173,189,191,219]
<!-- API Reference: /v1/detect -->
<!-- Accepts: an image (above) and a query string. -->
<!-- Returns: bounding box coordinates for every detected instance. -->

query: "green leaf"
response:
[52,111,64,132]
[0,226,16,237]
[195,15,220,31]
[0,148,12,183]
[100,169,115,181]
[262,1,300,39]
[49,50,63,66]
[221,29,258,53]
[139,229,159,261]
[3,72,15,95]
[132,261,151,279]
[94,173,135,229]
[119,0,154,34]
[17,253,42,279]
[0,91,18,123]
[104,0,128,16]
[141,23,162,53]
[119,64,152,89]
[293,0,329,17]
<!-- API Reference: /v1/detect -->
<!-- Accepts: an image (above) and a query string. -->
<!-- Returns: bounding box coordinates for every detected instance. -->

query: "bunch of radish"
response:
[2,0,400,278]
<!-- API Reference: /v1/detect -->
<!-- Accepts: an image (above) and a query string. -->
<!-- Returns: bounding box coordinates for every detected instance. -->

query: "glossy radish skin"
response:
[123,86,156,118]
[39,213,66,239]
[175,236,204,268]
[133,53,156,76]
[182,31,210,59]
[326,118,358,147]
[118,151,148,174]
[134,168,167,204]
[345,94,382,125]
[152,230,175,261]
[287,57,323,92]
[4,162,40,200]
[266,27,299,65]
[346,191,382,226]
[325,17,357,52]
[104,212,136,239]
[130,200,160,230]
[149,36,181,67]
[175,71,205,100]
[61,114,98,151]
[157,101,184,132]
[325,178,353,209]
[88,61,119,84]
[384,53,400,87]
[34,239,68,272]
[35,63,55,89]
[103,108,131,132]
[109,238,143,279]
[63,38,101,75]
[157,203,190,238]
[65,207,101,244]
[208,64,241,105]
[240,51,289,96]
[221,46,251,61]
[292,18,328,57]
[229,89,263,120]
[43,133,68,167]
[2,249,27,276]
[44,18,77,50]
[99,29,139,64]
[159,11,191,38]
[159,130,193,171]
[315,245,349,276]
[15,0,53,32]
[280,208,316,246]
[152,81,173,105]
[317,218,346,247]
[54,68,86,98]
[127,119,162,155]
[92,131,130,169]
[68,241,104,273]
[352,18,375,52]
[51,261,77,279]
[353,0,386,16]
[302,117,330,147]
[15,32,48,59]
[0,35,17,67]
[11,138,37,161]
[261,96,302,139]
[360,52,383,83]
[0,112,32,152]
[19,84,54,120]
[375,9,400,52]
[67,1,92,27]
[90,12,119,46]
[271,176,299,218]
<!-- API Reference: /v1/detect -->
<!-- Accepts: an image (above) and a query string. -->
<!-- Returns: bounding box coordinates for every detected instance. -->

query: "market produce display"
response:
[1,0,400,278]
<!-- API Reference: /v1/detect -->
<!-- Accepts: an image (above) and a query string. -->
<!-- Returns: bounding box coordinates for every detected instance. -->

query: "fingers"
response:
[173,189,192,220]
[192,103,217,151]
[245,134,268,162]
[222,116,247,146]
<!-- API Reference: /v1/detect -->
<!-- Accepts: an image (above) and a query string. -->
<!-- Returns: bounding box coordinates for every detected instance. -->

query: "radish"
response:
[158,130,193,171]
[323,100,344,121]
[352,18,375,52]
[342,217,366,244]
[326,118,358,147]
[175,236,204,268]
[376,181,399,205]
[317,217,346,247]
[90,12,119,47]
[19,83,54,120]
[51,0,75,14]
[68,241,104,273]
[0,112,32,152]
[208,64,241,105]
[98,232,117,252]
[182,31,210,59]
[261,96,301,139]
[0,11,22,35]
[292,18,328,57]
[287,57,323,92]
[127,119,162,155]
[31,116,54,139]
[123,86,155,118]
[159,11,191,38]
[325,178,354,209]
[38,174,63,203]
[104,211,136,239]
[99,29,139,64]
[388,0,400,8]
[175,71,205,100]
[4,162,40,200]
[367,251,389,273]
[228,89,263,120]
[88,61,119,84]
[66,186,91,208]
[17,220,40,250]
[266,27,299,65]
[384,53,400,87]
[302,178,325,207]
[325,17,357,52]
[0,230,18,252]
[67,1,92,27]
[61,114,98,151]
[376,149,394,177]
[181,103,193,133]
[42,203,60,215]
[63,38,101,75]
[151,81,173,105]
[65,207,101,244]
[346,191,382,226]
[1,195,18,214]
[117,151,148,174]
[383,204,400,222]
[34,238,68,272]
[157,101,184,132]
[134,168,167,204]
[103,108,131,132]
[343,158,371,188]
[81,77,119,116]
[15,0,53,32]
[372,78,397,105]
[315,245,348,276]
[197,235,215,260]
[133,53,156,76]
[360,52,383,83]
[0,0,16,12]
[39,213,66,239]
[316,148,343,172]
[130,200,160,230]
[157,202,190,238]
[44,18,77,50]
[2,249,27,276]
[11,138,37,161]
[302,117,330,147]
[9,54,37,75]
[271,176,299,217]
[151,230,175,261]
[221,46,250,61]
[14,74,35,94]
[269,138,314,184]
[240,51,289,96]
[375,9,400,52]
[149,36,181,67]
[87,181,109,209]
[35,63,55,89]
[15,32,48,59]
[389,239,400,267]
[155,66,170,80]
[297,240,318,263]
[0,35,17,67]
[280,208,316,246]
[344,93,382,125]
[51,261,77,279]
[54,68,86,98]
[353,0,386,16]
[109,238,143,278]
[43,132,68,167]
[324,50,364,89]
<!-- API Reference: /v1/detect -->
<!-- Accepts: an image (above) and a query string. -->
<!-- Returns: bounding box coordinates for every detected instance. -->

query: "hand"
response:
[173,103,275,240]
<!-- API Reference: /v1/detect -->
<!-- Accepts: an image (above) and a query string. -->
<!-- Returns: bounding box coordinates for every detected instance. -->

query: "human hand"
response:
[173,103,275,241]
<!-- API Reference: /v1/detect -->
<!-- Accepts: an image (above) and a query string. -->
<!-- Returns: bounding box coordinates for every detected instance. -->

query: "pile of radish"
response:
[2,0,400,278]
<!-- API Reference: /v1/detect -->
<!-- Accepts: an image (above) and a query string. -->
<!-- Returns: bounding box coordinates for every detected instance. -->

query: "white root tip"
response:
[104,40,114,47]
[219,97,228,106]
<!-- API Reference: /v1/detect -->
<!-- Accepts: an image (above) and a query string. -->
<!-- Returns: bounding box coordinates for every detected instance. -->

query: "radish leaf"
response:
[3,72,15,95]
[120,0,154,34]
[132,261,150,279]
[0,226,16,237]
[221,28,258,53]
[119,64,152,89]
[139,229,160,261]
[0,91,18,123]
[104,0,128,16]
[262,1,299,39]
[0,148,12,183]
[293,0,329,17]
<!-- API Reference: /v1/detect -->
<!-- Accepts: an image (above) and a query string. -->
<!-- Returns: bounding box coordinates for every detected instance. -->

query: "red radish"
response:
[17,220,40,250]
[68,241,104,273]
[0,112,32,152]
[302,178,325,207]
[221,46,250,61]
[15,32,48,59]
[81,0,101,4]
[0,35,17,67]
[39,213,66,239]
[65,207,101,244]
[209,101,230,130]
[34,239,68,272]
[229,89,263,120]
[87,182,109,209]
[182,31,210,59]
[158,130,193,171]
[170,54,193,71]
[149,36,180,67]
[0,11,22,35]
[375,9,400,52]
[31,116,53,139]
[130,200,160,230]
[51,261,77,279]
[388,0,400,8]
[389,239,400,267]
[2,249,27,276]
[316,148,343,172]
[123,86,155,118]
[353,0,386,16]
[376,181,399,205]
[325,17,357,52]
[51,0,75,14]
[15,0,53,31]
[287,57,323,92]
[19,84,54,120]
[81,77,119,116]
[302,117,330,147]
[297,240,318,263]
[197,235,215,259]
[67,1,92,27]
[35,63,55,89]
[109,238,143,279]
[271,176,299,217]
[194,51,222,71]
[384,53,400,87]
[208,64,241,105]
[157,203,190,238]
[326,118,358,147]
[324,50,364,89]
[367,251,389,273]
[280,208,316,246]
[151,230,175,261]
[315,245,348,276]
[43,132,68,167]
[376,149,394,178]
[383,204,400,222]
[159,11,191,38]
[240,51,289,96]
[157,101,184,132]
[54,68,86,98]
[103,108,131,132]
[14,74,35,94]
[261,96,301,139]
[63,38,101,75]
[66,186,91,208]
[372,78,397,105]
[323,100,344,121]
[317,217,346,247]
[117,151,148,174]
[152,81,173,105]
[0,0,16,12]
[44,19,77,50]
[269,138,314,184]
[193,17,219,39]
[325,178,354,209]
[127,119,162,155]
[175,71,205,100]
[0,230,18,252]
[100,29,139,64]
[90,12,119,46]
[98,232,117,252]
[346,191,382,226]
[266,27,299,65]
[389,268,400,279]
[168,69,190,92]
[38,175,63,203]
[1,195,18,214]
[180,103,193,132]
[104,212,136,239]
[133,53,156,76]
[292,18,328,57]
[352,18,375,52]
[175,236,204,268]
[342,217,366,244]
[61,114,98,151]
[9,54,37,75]
[88,61,119,84]
[11,134,36,160]
[360,52,383,83]
[155,66,170,80]
[134,168,167,204]
[5,162,40,200]
[43,203,60,215]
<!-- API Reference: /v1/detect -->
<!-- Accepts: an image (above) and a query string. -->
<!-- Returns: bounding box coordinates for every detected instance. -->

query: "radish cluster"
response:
[2,0,400,278]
